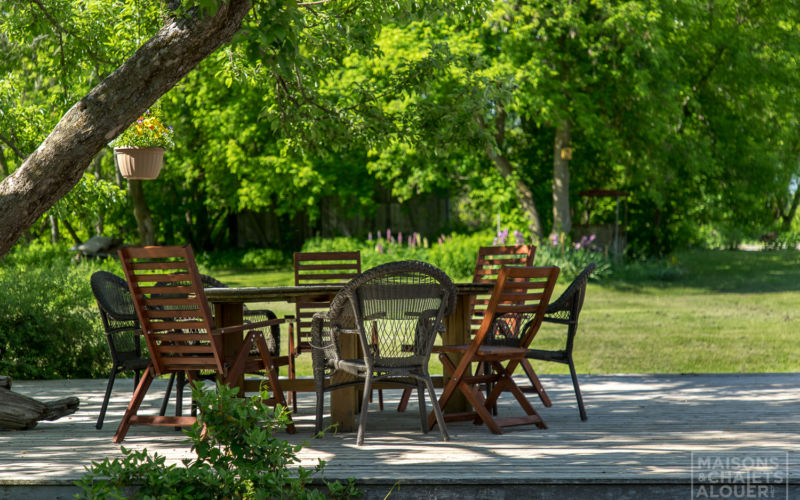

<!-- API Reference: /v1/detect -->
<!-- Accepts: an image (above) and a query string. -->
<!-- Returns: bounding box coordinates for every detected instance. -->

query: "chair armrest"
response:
[213,317,292,337]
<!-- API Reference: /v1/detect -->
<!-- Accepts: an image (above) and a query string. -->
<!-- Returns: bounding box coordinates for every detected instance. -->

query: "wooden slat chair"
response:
[428,266,558,435]
[289,251,363,412]
[113,245,294,443]
[398,244,536,412]
[311,260,456,445]
[159,274,288,421]
[521,262,595,421]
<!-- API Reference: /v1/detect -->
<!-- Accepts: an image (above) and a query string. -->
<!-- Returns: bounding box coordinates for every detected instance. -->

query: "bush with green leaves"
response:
[76,384,361,499]
[197,248,290,270]
[0,243,122,379]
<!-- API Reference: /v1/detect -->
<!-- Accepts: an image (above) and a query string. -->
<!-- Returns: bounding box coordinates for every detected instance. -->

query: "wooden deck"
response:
[1,373,798,499]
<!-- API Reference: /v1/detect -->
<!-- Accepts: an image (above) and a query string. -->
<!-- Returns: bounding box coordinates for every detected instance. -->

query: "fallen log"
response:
[0,375,80,430]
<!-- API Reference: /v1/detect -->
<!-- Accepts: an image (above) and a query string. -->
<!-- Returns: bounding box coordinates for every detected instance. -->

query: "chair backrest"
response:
[470,245,536,335]
[327,260,455,369]
[478,266,559,349]
[118,245,222,376]
[90,271,141,363]
[543,262,595,351]
[293,251,361,352]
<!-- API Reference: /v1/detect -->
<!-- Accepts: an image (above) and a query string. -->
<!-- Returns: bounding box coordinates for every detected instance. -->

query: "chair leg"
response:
[96,369,118,430]
[416,380,427,434]
[397,388,412,412]
[356,373,373,446]
[378,389,384,411]
[160,373,176,417]
[253,333,295,434]
[568,358,587,421]
[113,365,155,444]
[520,358,552,407]
[424,375,449,442]
[288,325,297,413]
[174,372,186,431]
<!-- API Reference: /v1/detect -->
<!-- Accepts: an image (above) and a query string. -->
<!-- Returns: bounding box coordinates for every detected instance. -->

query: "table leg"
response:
[214,302,245,394]
[329,332,359,432]
[441,293,471,413]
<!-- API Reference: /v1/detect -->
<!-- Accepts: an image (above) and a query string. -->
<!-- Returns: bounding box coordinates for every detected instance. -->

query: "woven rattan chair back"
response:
[470,245,535,335]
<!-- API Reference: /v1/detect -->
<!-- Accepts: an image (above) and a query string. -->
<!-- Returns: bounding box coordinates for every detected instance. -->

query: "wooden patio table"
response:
[205,282,492,432]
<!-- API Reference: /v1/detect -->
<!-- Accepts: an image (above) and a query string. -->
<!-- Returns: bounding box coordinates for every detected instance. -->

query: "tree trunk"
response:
[62,219,83,246]
[129,180,156,245]
[780,187,800,232]
[0,0,253,258]
[0,376,80,430]
[0,150,8,177]
[552,118,571,236]
[483,106,544,238]
[49,214,60,243]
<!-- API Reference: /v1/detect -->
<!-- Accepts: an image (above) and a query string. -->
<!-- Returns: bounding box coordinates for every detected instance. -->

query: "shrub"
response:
[76,384,361,499]
[0,243,120,379]
[197,248,290,270]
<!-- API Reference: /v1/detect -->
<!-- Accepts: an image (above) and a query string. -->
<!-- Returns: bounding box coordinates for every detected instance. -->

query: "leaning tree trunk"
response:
[552,118,571,236]
[0,0,253,258]
[0,376,79,430]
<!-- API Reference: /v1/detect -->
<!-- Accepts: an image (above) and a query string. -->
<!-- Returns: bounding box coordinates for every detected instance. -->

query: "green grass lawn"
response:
[205,249,800,376]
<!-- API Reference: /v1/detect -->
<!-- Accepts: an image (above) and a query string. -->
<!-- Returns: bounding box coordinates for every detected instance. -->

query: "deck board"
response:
[1,374,798,498]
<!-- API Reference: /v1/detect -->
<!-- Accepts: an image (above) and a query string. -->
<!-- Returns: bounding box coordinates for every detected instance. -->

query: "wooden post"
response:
[441,294,471,413]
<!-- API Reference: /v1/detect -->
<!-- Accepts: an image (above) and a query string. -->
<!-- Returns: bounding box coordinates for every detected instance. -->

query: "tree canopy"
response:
[1,0,799,258]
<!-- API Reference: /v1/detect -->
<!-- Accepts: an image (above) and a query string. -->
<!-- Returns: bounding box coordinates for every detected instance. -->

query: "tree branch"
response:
[0,133,27,161]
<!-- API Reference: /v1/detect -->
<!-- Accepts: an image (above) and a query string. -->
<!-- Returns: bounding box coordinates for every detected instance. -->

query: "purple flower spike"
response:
[376,242,384,253]
[378,231,382,240]
[398,232,403,246]
[368,232,373,241]
[386,228,392,241]
[408,236,414,247]
[514,230,525,245]
[550,233,559,247]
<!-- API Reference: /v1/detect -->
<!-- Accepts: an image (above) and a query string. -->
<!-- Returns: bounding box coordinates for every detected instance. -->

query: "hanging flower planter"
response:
[111,108,174,181]
[114,147,165,180]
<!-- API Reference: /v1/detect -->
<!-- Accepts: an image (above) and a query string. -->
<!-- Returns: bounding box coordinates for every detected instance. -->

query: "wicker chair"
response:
[521,262,595,421]
[311,261,455,445]
[90,271,178,430]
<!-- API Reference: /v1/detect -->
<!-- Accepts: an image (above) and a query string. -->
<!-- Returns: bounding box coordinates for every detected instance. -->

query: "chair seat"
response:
[333,358,428,377]
[525,348,569,362]
[433,344,528,361]
[118,357,152,371]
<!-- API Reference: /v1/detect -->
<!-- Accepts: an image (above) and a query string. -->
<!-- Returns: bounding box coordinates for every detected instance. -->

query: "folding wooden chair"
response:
[289,251,362,411]
[113,245,294,443]
[398,245,535,412]
[428,266,559,435]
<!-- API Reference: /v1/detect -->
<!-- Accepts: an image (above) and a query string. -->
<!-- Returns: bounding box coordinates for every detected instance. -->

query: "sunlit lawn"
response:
[205,249,800,376]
